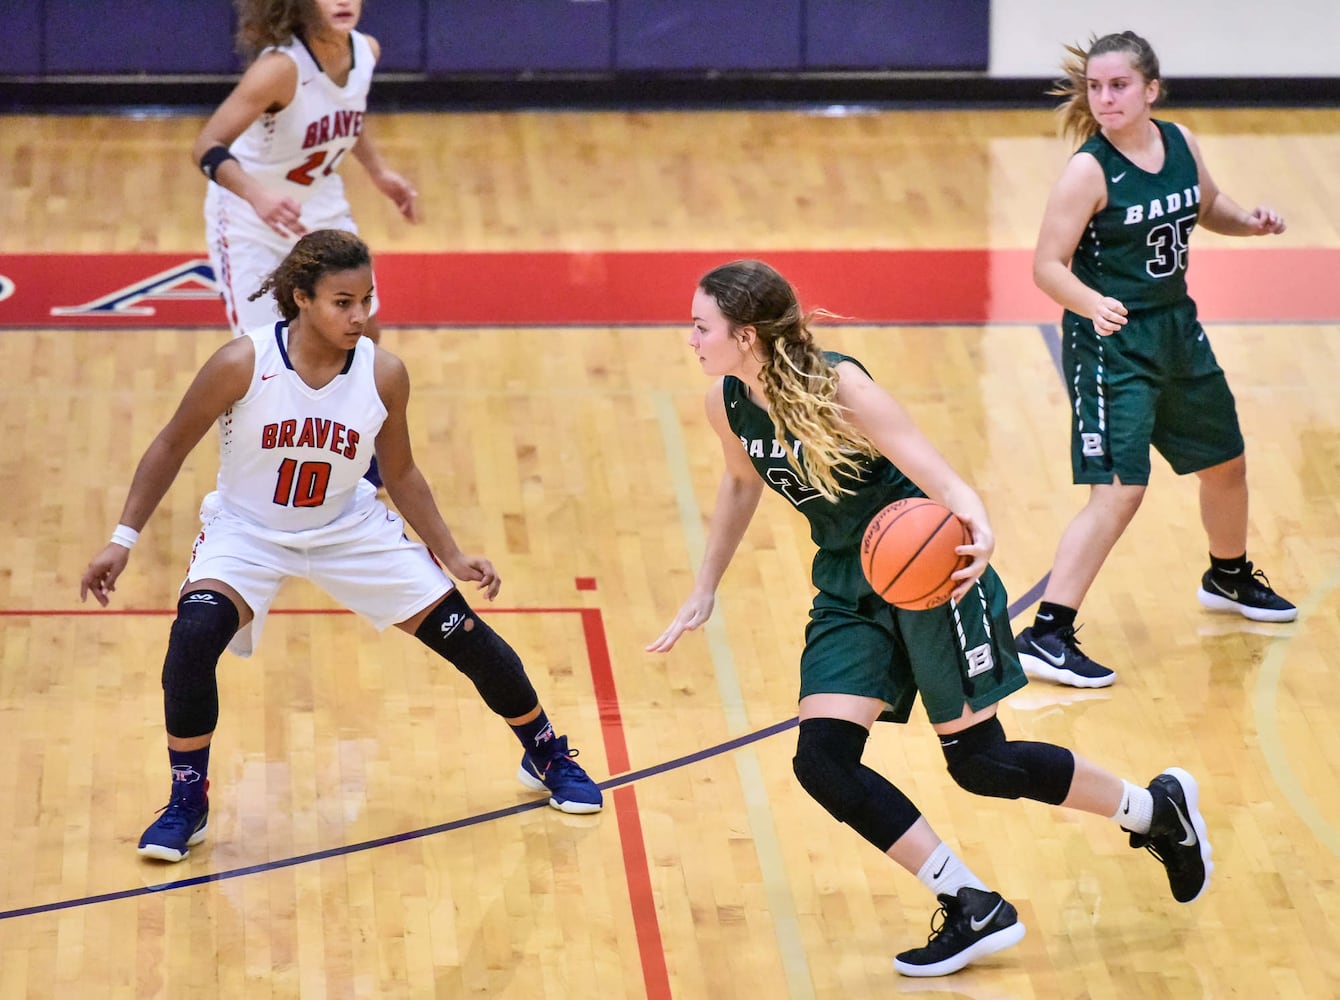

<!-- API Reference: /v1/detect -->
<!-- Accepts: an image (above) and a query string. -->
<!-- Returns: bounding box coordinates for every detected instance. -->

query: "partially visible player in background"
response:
[1015,31,1295,689]
[195,0,417,341]
[195,0,416,485]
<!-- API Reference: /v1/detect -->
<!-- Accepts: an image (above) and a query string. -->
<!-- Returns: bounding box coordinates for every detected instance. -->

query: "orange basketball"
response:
[861,498,972,610]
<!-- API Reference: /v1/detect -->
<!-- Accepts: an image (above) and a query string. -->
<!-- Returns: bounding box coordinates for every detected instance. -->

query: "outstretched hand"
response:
[444,551,501,601]
[646,591,715,653]
[80,544,131,607]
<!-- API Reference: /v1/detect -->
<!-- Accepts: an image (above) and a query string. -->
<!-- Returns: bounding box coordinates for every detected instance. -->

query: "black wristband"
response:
[199,144,238,182]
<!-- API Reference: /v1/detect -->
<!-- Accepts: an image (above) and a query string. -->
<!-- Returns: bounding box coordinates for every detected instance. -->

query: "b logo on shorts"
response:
[1081,432,1105,457]
[964,643,994,678]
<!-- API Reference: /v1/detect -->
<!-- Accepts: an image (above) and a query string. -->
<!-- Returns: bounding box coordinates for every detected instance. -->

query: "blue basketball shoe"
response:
[138,788,209,862]
[517,736,603,814]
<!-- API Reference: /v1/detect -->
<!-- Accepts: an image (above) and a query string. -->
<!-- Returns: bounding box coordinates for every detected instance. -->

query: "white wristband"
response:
[110,524,140,549]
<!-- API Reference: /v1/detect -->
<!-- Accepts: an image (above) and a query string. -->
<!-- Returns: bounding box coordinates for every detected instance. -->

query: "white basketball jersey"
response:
[215,323,387,532]
[227,31,376,220]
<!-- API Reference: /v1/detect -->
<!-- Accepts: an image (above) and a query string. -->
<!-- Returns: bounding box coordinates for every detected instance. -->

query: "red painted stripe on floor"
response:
[3,248,1337,327]
[581,607,670,1000]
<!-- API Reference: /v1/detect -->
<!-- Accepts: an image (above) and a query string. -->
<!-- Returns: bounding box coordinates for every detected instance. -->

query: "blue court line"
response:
[0,718,800,922]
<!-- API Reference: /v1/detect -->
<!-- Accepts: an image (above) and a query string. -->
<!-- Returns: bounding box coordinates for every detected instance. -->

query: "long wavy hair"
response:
[233,0,331,60]
[698,260,875,501]
[251,229,372,319]
[1051,31,1162,145]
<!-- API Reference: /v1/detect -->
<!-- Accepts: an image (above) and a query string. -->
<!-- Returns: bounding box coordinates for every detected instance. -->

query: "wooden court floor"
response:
[2,106,1340,999]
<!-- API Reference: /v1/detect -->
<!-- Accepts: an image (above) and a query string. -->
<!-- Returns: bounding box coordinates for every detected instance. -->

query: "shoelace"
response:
[916,900,956,946]
[1054,624,1092,660]
[1245,565,1279,595]
[1214,563,1279,597]
[151,797,204,832]
[538,748,584,782]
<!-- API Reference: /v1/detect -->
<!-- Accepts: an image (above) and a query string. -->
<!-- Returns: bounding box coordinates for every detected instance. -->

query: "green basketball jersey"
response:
[722,352,922,600]
[1071,119,1201,311]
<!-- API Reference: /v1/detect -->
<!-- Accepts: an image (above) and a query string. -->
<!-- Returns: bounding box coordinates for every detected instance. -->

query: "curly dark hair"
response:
[250,229,372,320]
[233,0,324,60]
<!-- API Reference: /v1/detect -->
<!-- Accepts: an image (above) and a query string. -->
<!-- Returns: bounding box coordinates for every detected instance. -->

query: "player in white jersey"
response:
[80,231,602,864]
[194,0,418,340]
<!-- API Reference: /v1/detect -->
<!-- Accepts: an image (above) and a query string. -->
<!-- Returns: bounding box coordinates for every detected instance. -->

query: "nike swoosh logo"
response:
[970,901,1003,932]
[1027,639,1068,668]
[730,400,739,408]
[932,859,948,879]
[1170,799,1197,847]
[261,372,280,381]
[1110,171,1127,182]
[1210,578,1237,600]
[1036,612,1055,622]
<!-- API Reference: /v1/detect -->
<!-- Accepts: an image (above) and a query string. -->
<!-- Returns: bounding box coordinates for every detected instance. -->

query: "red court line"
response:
[581,607,672,1000]
[6,598,673,999]
[3,248,1338,327]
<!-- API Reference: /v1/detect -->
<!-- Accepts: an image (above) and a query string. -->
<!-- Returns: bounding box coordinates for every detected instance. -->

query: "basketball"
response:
[861,497,972,610]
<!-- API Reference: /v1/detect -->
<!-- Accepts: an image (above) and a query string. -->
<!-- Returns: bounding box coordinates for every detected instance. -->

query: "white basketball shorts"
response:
[184,487,452,657]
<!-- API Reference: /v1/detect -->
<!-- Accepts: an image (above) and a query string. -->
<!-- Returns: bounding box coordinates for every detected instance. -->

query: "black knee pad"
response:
[793,718,921,851]
[793,717,870,820]
[941,715,1074,805]
[162,590,239,738]
[414,590,538,719]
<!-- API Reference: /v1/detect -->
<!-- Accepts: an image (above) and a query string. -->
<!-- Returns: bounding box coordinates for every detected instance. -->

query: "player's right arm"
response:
[80,339,255,606]
[191,52,307,239]
[646,380,764,653]
[1034,152,1128,335]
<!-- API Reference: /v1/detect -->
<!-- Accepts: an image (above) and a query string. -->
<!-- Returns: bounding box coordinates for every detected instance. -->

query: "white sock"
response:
[1112,779,1154,834]
[916,842,988,899]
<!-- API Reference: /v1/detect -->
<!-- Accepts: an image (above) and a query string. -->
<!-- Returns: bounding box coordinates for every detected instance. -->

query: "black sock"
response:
[1210,553,1249,577]
[1033,601,1076,636]
[168,745,210,804]
[512,710,559,761]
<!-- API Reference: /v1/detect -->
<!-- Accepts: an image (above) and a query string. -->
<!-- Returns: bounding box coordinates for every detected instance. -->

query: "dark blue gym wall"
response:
[0,0,986,76]
[1,1,1335,109]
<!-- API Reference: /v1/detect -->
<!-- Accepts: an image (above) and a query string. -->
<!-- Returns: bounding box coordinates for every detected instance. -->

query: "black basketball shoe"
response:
[1197,563,1296,623]
[1129,767,1214,904]
[893,886,1026,977]
[1015,624,1116,688]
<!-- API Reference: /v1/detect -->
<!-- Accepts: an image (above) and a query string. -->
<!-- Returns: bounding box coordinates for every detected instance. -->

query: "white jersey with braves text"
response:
[223,31,375,222]
[215,323,387,532]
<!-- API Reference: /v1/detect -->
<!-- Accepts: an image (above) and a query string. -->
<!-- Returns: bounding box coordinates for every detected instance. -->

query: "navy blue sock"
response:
[1210,553,1249,576]
[1033,601,1076,636]
[168,745,210,804]
[512,710,559,761]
